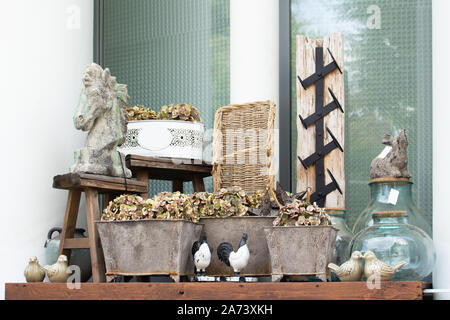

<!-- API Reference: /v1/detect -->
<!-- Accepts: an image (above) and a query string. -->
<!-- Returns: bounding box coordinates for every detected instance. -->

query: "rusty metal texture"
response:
[96,220,204,282]
[264,226,338,282]
[199,216,276,276]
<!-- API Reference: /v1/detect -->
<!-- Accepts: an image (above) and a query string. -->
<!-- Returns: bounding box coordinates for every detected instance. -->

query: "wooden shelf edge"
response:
[5,281,423,300]
[53,173,148,193]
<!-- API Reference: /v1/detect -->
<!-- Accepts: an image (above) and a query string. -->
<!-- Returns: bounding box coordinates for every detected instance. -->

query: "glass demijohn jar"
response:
[352,178,431,236]
[349,211,435,281]
[327,209,353,265]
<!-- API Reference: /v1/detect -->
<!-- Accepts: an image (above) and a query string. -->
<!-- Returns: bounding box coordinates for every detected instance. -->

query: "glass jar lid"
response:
[373,210,407,218]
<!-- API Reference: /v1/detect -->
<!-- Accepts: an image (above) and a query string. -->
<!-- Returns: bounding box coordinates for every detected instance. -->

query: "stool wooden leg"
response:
[173,179,184,193]
[85,188,106,283]
[136,169,149,199]
[58,189,81,262]
[192,175,205,192]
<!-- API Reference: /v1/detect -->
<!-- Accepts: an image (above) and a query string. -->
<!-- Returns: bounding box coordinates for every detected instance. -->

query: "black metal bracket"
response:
[297,46,344,207]
[299,88,344,129]
[297,48,342,90]
[308,170,343,204]
[298,128,343,169]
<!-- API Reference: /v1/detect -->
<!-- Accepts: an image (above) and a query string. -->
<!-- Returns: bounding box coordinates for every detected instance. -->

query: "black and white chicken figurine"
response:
[192,233,211,277]
[217,233,250,280]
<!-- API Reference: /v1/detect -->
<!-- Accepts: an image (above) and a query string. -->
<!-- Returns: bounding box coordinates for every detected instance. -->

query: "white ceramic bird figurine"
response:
[217,233,250,277]
[24,256,46,282]
[44,255,70,283]
[192,233,211,276]
[363,250,406,281]
[328,251,363,281]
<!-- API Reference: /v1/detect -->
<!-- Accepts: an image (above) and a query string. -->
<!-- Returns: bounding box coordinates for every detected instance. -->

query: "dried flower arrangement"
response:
[101,187,265,223]
[100,187,329,226]
[125,103,202,123]
[266,183,330,227]
[159,103,201,122]
[207,187,264,217]
[125,105,158,121]
[100,194,149,221]
[148,191,198,221]
[272,199,330,227]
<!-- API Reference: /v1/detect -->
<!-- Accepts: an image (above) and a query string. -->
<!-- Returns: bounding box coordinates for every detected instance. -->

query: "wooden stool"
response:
[52,173,148,282]
[125,155,213,199]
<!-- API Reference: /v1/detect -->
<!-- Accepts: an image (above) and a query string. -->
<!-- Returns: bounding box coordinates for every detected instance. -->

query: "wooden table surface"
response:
[5,281,424,300]
[126,154,212,181]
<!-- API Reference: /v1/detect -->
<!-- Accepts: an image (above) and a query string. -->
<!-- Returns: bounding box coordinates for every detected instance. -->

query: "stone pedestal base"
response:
[71,147,131,178]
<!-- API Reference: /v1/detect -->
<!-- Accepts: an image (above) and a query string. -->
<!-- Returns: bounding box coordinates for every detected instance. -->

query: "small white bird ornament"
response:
[217,233,250,278]
[363,250,406,281]
[24,256,46,282]
[192,232,211,276]
[328,251,363,281]
[44,254,70,283]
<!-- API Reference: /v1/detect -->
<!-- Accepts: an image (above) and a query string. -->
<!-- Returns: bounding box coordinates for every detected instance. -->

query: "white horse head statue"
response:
[71,63,132,178]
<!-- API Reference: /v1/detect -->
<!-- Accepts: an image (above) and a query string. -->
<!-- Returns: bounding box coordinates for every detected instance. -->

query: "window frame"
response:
[279,0,292,192]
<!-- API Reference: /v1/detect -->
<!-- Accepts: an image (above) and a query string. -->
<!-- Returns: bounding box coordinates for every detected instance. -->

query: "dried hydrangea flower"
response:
[247,189,266,208]
[297,215,306,225]
[273,199,329,227]
[101,187,276,223]
[101,194,147,221]
[159,104,202,122]
[125,105,158,121]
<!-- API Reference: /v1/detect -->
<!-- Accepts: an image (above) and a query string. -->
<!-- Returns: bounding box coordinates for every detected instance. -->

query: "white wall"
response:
[0,0,93,299]
[230,0,279,106]
[432,0,450,300]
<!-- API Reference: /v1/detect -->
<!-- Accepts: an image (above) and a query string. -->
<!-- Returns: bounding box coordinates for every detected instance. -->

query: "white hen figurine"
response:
[44,255,70,283]
[192,233,211,276]
[24,256,46,282]
[217,233,250,277]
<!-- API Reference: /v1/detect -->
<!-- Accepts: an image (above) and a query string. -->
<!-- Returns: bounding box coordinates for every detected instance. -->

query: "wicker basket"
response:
[212,101,276,195]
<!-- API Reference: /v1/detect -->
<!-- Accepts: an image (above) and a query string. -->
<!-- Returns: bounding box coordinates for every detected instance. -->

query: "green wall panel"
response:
[102,0,230,196]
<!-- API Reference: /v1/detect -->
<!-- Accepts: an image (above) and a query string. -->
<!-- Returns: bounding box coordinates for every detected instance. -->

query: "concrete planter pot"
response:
[118,120,204,160]
[264,226,338,282]
[96,219,204,282]
[199,216,276,276]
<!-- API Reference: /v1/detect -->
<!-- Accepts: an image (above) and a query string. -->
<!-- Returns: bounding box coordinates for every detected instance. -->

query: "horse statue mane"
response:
[71,63,132,178]
[369,129,411,179]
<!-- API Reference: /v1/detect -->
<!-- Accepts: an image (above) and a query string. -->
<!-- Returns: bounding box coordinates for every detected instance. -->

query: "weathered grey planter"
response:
[199,216,275,276]
[96,219,204,282]
[264,226,338,282]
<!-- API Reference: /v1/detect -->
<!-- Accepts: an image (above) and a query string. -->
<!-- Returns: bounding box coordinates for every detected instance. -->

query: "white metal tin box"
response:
[118,120,204,160]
